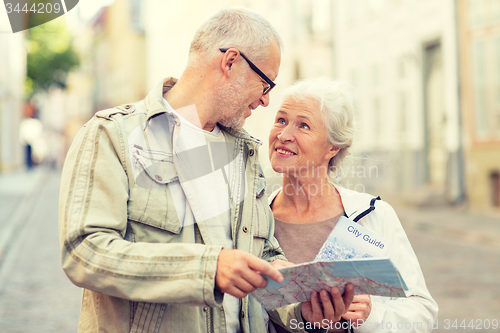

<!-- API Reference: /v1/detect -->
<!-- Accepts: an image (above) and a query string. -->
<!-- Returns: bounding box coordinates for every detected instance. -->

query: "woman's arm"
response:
[352,202,438,333]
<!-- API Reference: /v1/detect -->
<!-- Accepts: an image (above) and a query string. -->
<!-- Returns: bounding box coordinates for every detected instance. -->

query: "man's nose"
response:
[260,93,270,107]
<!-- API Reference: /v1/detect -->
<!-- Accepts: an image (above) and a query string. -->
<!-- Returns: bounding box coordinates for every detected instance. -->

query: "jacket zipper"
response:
[233,141,251,249]
[206,307,212,333]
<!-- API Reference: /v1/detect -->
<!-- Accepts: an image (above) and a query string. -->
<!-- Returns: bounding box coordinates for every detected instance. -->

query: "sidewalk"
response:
[0,167,81,332]
[392,203,500,332]
[393,203,500,249]
[0,166,49,264]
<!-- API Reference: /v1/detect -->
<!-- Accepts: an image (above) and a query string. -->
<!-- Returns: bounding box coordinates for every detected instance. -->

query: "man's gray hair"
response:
[282,77,357,177]
[189,7,283,64]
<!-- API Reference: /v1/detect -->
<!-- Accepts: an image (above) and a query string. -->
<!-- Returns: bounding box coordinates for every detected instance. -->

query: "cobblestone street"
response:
[0,168,499,332]
[0,168,80,333]
[396,206,500,333]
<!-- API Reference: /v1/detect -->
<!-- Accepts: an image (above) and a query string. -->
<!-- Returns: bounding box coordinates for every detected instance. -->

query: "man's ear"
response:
[220,49,239,78]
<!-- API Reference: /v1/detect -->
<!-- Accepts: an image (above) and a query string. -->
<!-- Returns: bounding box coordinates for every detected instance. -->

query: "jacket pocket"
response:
[127,146,182,235]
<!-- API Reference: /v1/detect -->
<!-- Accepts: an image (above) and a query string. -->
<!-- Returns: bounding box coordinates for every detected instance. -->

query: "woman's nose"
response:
[277,125,295,143]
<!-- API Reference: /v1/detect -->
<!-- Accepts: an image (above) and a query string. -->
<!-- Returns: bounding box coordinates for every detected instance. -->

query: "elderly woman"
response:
[267,77,438,333]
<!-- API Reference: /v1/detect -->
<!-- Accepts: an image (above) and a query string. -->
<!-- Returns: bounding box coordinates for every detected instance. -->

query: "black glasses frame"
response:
[220,48,276,95]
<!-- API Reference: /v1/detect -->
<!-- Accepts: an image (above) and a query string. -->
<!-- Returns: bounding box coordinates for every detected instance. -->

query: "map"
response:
[252,258,408,309]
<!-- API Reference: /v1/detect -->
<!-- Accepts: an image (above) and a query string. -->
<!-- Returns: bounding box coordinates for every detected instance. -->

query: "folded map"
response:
[252,258,408,309]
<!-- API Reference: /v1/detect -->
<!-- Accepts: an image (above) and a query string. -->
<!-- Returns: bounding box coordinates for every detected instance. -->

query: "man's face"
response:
[216,73,250,129]
[217,40,281,129]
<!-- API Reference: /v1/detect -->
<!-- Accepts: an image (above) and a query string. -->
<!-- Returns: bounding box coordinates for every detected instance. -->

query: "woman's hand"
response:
[342,294,372,327]
[301,284,355,329]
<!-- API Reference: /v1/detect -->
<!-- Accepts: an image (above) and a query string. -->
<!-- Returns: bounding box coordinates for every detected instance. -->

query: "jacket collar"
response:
[145,77,262,145]
[145,77,178,120]
[220,125,262,145]
[268,183,378,222]
[332,184,379,221]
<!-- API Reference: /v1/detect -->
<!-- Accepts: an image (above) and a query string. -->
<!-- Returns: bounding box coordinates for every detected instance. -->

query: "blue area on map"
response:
[315,236,374,261]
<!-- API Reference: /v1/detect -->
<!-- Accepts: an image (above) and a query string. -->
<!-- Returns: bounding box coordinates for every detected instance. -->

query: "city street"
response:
[0,168,499,332]
[2,1,500,332]
[0,168,80,333]
[397,206,500,333]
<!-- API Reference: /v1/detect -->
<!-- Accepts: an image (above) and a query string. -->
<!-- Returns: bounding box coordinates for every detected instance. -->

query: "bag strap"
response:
[352,196,381,223]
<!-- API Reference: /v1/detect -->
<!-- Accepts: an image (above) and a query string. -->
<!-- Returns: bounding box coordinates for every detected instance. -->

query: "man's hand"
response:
[342,294,372,327]
[270,259,295,269]
[301,284,355,329]
[215,249,284,298]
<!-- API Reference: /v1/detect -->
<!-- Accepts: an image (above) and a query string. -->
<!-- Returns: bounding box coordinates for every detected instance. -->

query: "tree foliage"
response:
[26,17,79,97]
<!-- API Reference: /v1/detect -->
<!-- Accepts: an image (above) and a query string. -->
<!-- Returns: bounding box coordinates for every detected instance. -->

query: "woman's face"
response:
[269,97,339,177]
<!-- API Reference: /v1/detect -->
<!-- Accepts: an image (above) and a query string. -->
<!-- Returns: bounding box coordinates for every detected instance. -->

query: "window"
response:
[397,58,405,80]
[472,40,489,136]
[369,64,382,142]
[373,97,382,138]
[496,37,500,134]
[367,0,387,15]
[469,0,486,29]
[311,0,331,34]
[492,0,500,24]
[398,91,408,134]
[469,0,500,29]
[396,57,408,138]
[471,36,500,139]
[371,64,379,87]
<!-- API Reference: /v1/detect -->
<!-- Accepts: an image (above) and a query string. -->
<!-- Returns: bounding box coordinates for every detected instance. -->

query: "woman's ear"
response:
[325,146,341,161]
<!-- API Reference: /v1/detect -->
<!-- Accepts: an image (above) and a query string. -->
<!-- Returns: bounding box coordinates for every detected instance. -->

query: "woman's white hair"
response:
[282,77,357,178]
[189,7,283,65]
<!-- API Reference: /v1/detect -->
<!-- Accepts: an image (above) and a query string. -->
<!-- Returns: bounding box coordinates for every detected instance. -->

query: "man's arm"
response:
[59,116,223,306]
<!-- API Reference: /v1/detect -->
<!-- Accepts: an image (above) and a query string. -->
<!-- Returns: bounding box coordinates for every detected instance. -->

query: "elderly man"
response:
[59,7,286,333]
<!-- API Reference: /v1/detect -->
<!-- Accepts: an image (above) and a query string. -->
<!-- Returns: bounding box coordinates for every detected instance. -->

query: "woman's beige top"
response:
[274,212,344,264]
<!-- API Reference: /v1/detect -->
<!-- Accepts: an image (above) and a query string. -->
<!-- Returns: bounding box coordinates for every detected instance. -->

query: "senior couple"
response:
[59,6,437,333]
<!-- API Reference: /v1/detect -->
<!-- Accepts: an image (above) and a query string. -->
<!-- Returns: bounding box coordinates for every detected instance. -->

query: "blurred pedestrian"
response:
[19,117,46,168]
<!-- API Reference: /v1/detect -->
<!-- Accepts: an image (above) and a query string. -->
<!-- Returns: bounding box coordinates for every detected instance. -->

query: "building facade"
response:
[332,0,464,204]
[62,0,147,152]
[0,31,25,171]
[457,0,500,211]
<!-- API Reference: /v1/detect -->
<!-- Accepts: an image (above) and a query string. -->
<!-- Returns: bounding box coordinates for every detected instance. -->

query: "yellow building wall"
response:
[100,0,146,107]
[458,0,500,212]
[466,147,500,211]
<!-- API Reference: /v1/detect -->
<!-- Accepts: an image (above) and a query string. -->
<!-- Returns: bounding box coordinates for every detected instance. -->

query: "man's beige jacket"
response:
[59,78,285,333]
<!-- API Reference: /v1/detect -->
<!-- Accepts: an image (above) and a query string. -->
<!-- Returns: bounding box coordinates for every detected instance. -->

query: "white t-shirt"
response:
[164,99,241,333]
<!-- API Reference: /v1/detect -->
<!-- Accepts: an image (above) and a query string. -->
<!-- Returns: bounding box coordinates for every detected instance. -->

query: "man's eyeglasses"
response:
[220,48,276,95]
